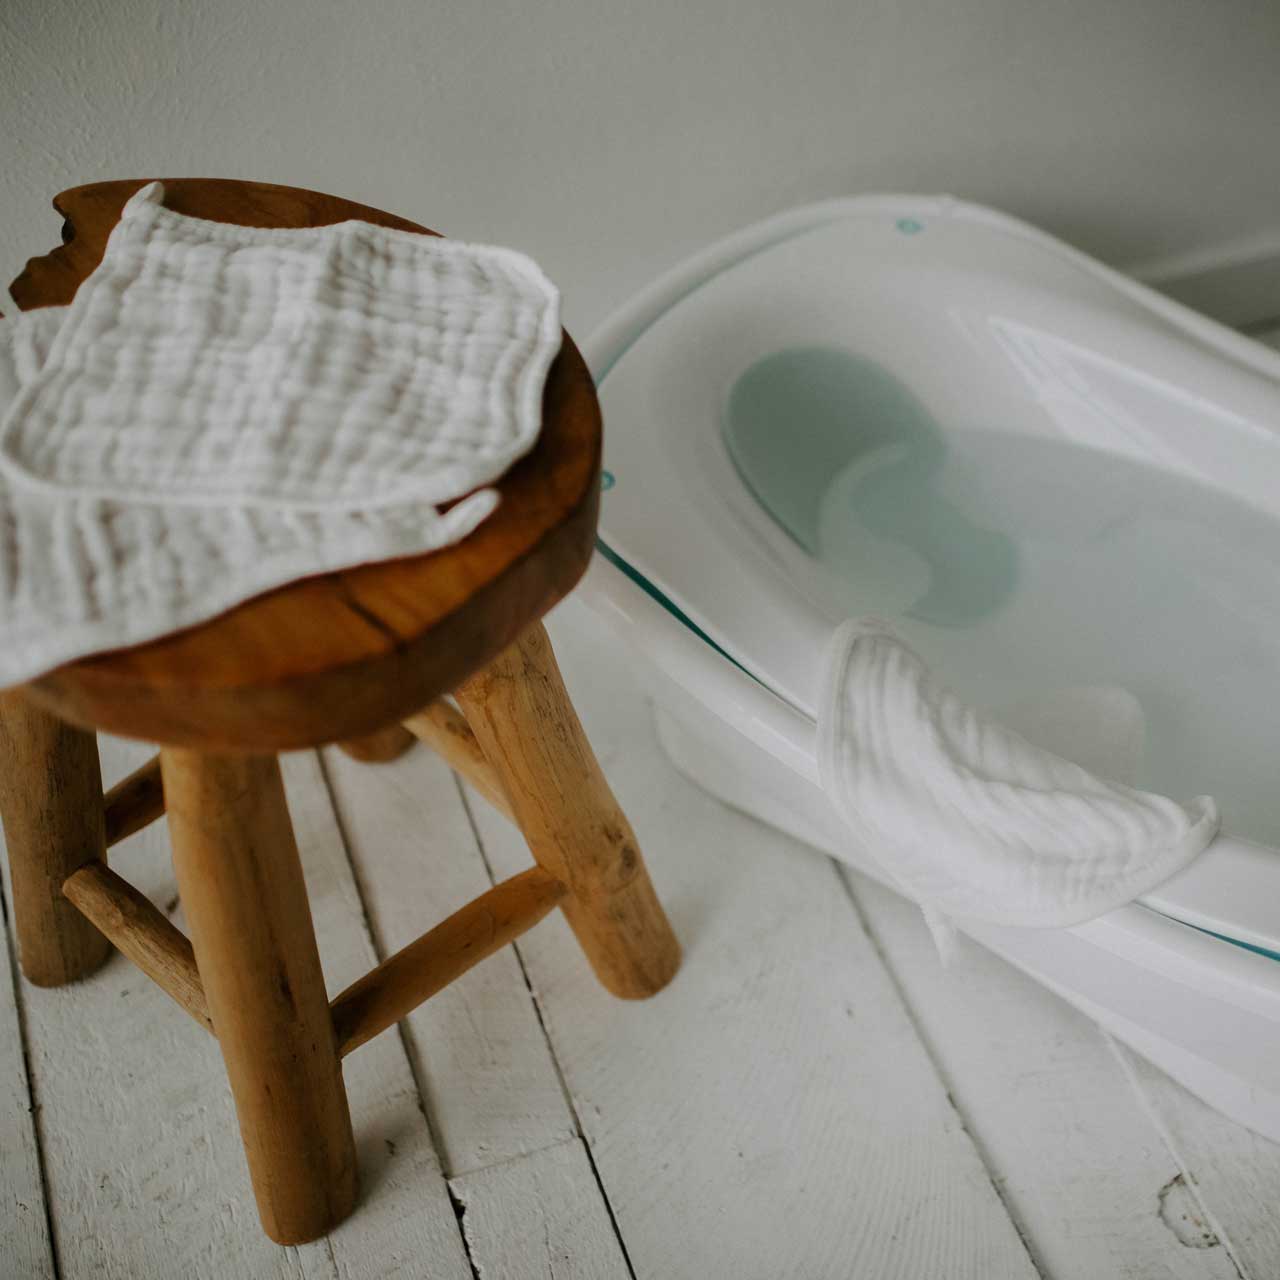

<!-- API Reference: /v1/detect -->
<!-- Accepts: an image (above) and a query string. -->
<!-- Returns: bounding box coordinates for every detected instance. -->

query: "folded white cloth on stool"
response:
[818,618,1219,933]
[0,182,562,686]
[0,182,560,509]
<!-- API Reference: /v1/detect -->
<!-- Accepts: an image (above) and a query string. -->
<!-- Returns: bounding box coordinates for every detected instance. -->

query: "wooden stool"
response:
[0,179,680,1245]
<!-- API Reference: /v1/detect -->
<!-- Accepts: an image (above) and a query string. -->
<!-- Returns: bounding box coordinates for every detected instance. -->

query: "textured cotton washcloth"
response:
[0,181,560,509]
[0,182,561,686]
[818,618,1219,934]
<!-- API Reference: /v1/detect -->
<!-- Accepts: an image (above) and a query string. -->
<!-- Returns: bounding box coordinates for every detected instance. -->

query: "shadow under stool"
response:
[0,178,681,1245]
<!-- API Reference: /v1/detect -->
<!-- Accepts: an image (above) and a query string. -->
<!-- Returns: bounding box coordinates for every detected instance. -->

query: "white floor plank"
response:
[0,880,55,1279]
[0,738,470,1279]
[321,744,576,1178]
[850,870,1242,1280]
[467,603,1040,1280]
[1114,1043,1280,1280]
[449,1139,631,1280]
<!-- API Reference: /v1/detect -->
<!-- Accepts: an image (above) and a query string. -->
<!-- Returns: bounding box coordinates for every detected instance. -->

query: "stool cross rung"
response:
[401,701,513,820]
[103,755,166,846]
[61,853,571,1062]
[62,862,212,1032]
[330,865,566,1057]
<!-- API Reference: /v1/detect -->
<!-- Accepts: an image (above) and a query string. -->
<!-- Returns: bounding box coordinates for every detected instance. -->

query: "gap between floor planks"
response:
[0,861,55,1279]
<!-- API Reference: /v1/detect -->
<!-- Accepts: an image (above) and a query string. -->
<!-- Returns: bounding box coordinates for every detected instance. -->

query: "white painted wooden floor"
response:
[4,596,1280,1279]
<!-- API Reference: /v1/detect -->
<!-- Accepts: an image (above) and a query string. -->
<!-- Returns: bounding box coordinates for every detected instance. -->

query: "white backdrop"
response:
[3,0,1278,334]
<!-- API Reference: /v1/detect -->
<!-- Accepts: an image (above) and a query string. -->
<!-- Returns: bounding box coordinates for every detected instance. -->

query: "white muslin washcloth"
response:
[818,618,1219,934]
[0,181,560,510]
[0,182,563,686]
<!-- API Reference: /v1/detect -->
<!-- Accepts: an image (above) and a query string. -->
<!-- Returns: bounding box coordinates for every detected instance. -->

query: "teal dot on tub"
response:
[601,469,615,491]
[896,217,924,235]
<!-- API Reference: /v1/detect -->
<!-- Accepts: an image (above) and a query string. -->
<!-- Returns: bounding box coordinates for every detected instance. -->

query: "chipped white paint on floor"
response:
[2,599,1279,1279]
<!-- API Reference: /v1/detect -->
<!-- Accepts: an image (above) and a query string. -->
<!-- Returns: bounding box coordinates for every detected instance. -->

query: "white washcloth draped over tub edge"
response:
[817,617,1219,931]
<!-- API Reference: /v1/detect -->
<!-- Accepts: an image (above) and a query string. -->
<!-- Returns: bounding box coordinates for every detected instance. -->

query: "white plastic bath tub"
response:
[578,195,1280,1139]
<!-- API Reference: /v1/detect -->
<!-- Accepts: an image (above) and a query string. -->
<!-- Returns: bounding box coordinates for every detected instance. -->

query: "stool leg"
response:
[456,622,680,999]
[161,748,357,1245]
[0,691,112,986]
[337,722,416,764]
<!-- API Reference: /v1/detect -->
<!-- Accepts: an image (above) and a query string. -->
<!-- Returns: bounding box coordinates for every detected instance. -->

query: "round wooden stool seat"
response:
[8,178,601,751]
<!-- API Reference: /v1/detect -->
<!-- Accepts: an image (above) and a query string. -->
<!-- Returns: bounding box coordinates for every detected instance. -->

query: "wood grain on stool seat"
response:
[8,178,601,752]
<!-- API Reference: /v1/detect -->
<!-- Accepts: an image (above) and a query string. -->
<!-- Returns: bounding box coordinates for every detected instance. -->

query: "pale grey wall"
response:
[3,0,1278,333]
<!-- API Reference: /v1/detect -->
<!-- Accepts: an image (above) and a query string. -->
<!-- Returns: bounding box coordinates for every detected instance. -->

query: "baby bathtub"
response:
[578,195,1280,1140]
